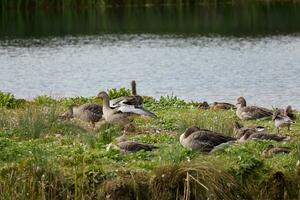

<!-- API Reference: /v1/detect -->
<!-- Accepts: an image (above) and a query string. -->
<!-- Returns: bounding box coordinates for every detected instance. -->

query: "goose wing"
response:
[249,133,286,141]
[110,96,143,108]
[272,147,291,154]
[241,106,273,119]
[192,130,235,146]
[117,104,157,117]
[81,104,103,115]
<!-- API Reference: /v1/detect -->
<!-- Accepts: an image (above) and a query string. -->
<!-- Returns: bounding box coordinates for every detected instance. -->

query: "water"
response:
[1,4,300,109]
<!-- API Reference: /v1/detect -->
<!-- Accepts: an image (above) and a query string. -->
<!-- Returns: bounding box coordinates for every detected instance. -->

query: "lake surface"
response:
[1,4,300,108]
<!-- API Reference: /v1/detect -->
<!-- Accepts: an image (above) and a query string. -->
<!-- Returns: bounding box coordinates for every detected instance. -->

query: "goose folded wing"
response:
[192,131,235,146]
[249,133,286,141]
[253,106,273,117]
[82,104,103,115]
[272,147,291,154]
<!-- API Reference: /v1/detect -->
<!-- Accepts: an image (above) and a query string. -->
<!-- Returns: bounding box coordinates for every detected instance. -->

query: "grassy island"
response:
[0,89,299,199]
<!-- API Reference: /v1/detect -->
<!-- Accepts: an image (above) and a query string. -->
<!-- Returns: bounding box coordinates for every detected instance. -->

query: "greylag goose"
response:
[233,121,265,138]
[262,144,291,157]
[116,134,158,153]
[97,91,155,127]
[179,126,236,152]
[210,102,236,110]
[272,109,294,133]
[198,101,209,109]
[281,105,296,121]
[61,103,102,129]
[110,80,143,108]
[236,97,273,120]
[238,130,286,142]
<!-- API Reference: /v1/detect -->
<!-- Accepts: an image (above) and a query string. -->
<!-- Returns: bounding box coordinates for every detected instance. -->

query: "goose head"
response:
[284,105,293,116]
[184,126,201,137]
[236,97,246,108]
[97,91,110,108]
[233,121,243,137]
[180,126,200,143]
[238,130,253,142]
[262,144,274,157]
[97,91,109,99]
[131,80,137,96]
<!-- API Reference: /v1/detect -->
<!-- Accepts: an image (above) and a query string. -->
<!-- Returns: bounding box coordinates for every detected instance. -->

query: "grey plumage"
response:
[210,102,236,110]
[272,109,294,133]
[98,91,156,128]
[238,130,286,142]
[116,135,158,153]
[233,121,265,138]
[180,126,236,152]
[236,97,273,120]
[110,80,143,108]
[61,103,103,128]
[117,104,157,117]
[108,81,156,117]
[262,144,291,157]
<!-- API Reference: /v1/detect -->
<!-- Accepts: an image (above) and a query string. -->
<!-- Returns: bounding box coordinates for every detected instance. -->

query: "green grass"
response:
[0,90,299,199]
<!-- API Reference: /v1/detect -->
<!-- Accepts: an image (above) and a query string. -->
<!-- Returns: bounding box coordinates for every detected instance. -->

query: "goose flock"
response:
[61,80,297,155]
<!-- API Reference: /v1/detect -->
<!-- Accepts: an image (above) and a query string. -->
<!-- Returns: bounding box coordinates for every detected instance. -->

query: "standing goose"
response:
[283,105,296,121]
[97,91,156,127]
[116,134,158,153]
[236,97,273,120]
[272,109,294,133]
[262,144,291,158]
[110,80,143,108]
[61,103,102,129]
[179,126,236,152]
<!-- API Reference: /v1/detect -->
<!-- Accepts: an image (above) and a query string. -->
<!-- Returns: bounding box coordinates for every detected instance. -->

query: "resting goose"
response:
[110,80,143,108]
[61,103,102,129]
[198,101,209,109]
[272,109,294,133]
[236,97,273,120]
[262,144,291,158]
[179,126,235,152]
[233,121,265,138]
[210,102,236,110]
[97,91,156,127]
[238,130,286,142]
[116,134,158,153]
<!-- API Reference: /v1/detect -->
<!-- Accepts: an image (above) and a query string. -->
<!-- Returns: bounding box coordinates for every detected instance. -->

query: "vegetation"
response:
[0,89,299,199]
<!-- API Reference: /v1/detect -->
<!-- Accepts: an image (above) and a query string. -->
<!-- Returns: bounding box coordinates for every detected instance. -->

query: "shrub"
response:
[0,91,25,108]
[107,88,131,100]
[34,95,57,106]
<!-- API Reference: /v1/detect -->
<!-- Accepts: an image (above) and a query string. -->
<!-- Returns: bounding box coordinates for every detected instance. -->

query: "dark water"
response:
[1,4,300,109]
[2,4,300,38]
